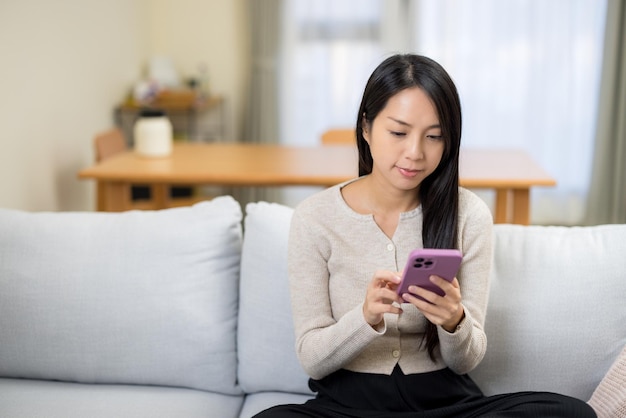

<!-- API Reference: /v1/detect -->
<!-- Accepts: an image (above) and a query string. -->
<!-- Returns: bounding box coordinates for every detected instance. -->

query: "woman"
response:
[254,54,595,417]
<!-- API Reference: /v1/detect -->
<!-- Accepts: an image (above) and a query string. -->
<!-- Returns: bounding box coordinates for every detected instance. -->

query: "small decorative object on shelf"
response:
[133,109,173,158]
[115,92,225,143]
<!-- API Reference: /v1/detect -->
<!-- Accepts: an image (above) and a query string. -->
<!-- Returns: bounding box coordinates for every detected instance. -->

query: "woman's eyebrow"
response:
[387,116,411,127]
[387,116,440,131]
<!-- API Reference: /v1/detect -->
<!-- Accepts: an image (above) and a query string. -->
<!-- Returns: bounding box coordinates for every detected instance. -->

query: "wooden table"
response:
[459,149,556,224]
[78,143,555,224]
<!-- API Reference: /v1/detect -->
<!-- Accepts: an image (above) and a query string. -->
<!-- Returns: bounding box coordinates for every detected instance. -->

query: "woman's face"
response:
[363,87,445,193]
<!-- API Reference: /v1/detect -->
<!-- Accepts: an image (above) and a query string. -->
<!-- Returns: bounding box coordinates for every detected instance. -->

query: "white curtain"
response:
[278,0,607,224]
[233,0,283,208]
[585,0,626,225]
[279,0,387,206]
[412,0,607,225]
[280,0,385,147]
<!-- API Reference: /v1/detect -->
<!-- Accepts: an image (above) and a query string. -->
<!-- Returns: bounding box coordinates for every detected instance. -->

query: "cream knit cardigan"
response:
[288,180,494,380]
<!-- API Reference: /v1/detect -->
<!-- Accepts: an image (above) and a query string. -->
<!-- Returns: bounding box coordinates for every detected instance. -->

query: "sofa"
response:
[0,195,624,418]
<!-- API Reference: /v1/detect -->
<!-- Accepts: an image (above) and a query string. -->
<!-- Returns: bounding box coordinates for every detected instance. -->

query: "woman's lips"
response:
[398,167,421,178]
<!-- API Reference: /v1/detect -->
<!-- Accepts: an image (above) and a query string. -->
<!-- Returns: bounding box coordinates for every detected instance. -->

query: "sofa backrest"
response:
[470,224,626,401]
[237,202,626,402]
[3,198,624,403]
[0,197,243,395]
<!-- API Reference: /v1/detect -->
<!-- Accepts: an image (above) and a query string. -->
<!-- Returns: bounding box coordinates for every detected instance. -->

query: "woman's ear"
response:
[361,115,371,143]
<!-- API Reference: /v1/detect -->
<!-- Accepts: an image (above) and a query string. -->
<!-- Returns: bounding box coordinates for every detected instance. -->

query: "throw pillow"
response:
[237,201,312,395]
[0,196,242,394]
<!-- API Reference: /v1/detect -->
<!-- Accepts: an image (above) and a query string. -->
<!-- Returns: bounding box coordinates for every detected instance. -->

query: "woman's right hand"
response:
[363,270,404,328]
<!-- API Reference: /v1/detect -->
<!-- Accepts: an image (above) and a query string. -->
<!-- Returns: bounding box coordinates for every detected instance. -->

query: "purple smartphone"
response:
[396,248,463,299]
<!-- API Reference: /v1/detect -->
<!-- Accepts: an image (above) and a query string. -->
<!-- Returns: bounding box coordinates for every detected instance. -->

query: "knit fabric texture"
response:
[588,345,626,418]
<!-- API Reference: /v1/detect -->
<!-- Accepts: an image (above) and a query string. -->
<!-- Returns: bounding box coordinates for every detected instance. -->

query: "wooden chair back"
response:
[94,128,127,162]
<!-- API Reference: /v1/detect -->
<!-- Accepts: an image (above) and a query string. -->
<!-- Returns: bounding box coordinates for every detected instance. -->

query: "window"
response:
[279,0,607,224]
[280,0,384,146]
[412,0,607,224]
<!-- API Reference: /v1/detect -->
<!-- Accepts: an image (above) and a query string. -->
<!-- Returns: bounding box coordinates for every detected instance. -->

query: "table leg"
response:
[102,182,131,212]
[151,184,169,209]
[188,110,197,141]
[96,181,106,211]
[511,188,530,225]
[494,189,510,224]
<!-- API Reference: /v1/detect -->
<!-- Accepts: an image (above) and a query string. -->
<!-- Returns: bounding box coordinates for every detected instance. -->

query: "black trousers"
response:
[253,366,596,418]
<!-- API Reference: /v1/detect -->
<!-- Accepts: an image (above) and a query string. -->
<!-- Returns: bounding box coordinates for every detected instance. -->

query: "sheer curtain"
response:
[280,0,384,148]
[279,0,388,206]
[412,0,607,225]
[585,0,626,225]
[278,0,607,224]
[232,0,283,208]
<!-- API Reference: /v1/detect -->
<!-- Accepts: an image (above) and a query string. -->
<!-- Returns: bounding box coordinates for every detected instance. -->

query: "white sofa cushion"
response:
[0,378,244,418]
[0,197,242,394]
[237,202,312,395]
[470,224,626,401]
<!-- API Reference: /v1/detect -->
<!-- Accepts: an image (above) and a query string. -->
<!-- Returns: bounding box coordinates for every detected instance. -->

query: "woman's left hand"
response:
[401,275,464,332]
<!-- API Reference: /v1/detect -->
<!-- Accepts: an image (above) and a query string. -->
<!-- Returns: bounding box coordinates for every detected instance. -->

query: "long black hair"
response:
[356,54,461,359]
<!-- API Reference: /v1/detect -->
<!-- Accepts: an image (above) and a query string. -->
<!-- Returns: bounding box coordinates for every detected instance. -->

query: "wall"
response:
[149,0,249,144]
[0,0,248,211]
